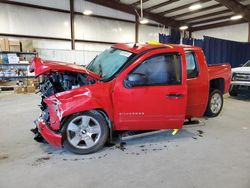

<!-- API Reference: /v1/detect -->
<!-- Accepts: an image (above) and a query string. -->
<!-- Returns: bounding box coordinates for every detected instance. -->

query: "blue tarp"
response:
[159,34,250,68]
[159,28,180,44]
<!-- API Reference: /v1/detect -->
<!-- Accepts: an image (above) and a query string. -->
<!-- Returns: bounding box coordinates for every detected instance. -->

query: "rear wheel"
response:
[62,111,109,154]
[205,89,223,117]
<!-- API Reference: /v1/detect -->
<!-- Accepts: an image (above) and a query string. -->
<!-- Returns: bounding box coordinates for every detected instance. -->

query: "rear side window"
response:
[131,53,182,85]
[185,51,199,79]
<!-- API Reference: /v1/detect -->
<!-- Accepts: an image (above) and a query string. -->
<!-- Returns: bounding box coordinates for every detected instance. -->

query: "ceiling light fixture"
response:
[179,25,188,30]
[83,10,93,15]
[189,4,202,11]
[230,15,243,20]
[140,17,149,24]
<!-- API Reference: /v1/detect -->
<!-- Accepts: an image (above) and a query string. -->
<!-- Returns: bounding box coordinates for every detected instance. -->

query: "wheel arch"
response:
[210,78,225,93]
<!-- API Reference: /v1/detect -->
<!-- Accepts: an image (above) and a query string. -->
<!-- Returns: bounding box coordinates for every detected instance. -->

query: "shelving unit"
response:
[0,51,38,91]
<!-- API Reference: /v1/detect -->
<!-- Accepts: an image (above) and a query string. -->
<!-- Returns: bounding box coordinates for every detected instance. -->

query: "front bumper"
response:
[36,117,62,147]
[230,82,250,94]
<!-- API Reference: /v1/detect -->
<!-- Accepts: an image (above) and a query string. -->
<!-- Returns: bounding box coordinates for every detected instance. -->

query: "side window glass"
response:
[131,53,182,85]
[185,51,199,79]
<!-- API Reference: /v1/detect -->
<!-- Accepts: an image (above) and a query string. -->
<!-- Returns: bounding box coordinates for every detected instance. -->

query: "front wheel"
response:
[205,89,223,117]
[62,111,109,154]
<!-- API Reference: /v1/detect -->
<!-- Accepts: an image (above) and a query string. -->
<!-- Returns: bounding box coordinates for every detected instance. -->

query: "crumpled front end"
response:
[32,86,103,148]
[35,114,62,147]
[30,57,102,147]
[32,95,64,147]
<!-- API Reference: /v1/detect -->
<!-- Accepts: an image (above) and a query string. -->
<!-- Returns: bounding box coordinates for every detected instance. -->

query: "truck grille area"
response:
[40,101,50,126]
[232,73,250,82]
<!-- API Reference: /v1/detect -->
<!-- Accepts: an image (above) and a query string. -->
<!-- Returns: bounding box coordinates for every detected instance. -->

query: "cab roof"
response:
[112,42,199,54]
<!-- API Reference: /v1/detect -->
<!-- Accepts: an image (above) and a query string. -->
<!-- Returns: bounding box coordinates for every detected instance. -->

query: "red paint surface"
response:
[34,43,231,147]
[30,57,101,80]
[37,119,62,147]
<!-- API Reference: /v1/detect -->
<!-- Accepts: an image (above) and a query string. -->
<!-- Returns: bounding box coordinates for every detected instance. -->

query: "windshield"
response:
[243,60,250,67]
[87,48,134,80]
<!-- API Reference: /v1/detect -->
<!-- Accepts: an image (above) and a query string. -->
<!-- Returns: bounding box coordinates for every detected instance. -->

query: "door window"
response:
[131,53,182,85]
[185,51,199,79]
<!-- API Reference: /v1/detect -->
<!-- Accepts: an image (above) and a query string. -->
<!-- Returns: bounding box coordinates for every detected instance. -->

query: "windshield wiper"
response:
[99,64,103,77]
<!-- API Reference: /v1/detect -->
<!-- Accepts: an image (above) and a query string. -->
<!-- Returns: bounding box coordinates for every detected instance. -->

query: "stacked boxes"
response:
[15,86,27,93]
[14,78,38,94]
[0,39,21,52]
[0,38,9,51]
[8,41,21,52]
[0,38,33,52]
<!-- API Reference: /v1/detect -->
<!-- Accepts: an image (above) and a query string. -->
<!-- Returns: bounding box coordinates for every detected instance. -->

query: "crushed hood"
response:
[29,57,101,80]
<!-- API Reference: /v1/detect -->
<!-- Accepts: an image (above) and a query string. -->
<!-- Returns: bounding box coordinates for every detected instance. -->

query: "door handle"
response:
[166,93,184,99]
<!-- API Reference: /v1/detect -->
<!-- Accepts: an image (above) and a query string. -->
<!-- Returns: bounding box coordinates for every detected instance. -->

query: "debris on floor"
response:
[115,142,126,151]
[0,154,9,160]
[32,156,50,166]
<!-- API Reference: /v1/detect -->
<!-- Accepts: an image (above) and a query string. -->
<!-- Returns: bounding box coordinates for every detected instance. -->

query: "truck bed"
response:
[208,64,231,93]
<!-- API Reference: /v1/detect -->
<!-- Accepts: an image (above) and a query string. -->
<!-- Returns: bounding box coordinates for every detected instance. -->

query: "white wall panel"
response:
[0,4,71,38]
[192,23,248,42]
[75,15,135,43]
[37,49,101,66]
[75,42,110,64]
[32,40,71,50]
[139,25,169,42]
[35,42,110,65]
[10,0,69,10]
[75,42,110,51]
[37,49,85,64]
[74,0,135,21]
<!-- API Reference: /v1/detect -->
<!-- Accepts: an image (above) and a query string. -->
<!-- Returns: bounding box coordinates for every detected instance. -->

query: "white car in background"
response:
[230,60,250,96]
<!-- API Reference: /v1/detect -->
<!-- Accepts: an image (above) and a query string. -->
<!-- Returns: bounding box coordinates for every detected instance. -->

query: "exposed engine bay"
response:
[39,71,96,97]
[35,71,97,131]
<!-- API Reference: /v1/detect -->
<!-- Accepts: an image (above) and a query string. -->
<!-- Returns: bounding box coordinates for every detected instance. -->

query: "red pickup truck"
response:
[30,43,231,154]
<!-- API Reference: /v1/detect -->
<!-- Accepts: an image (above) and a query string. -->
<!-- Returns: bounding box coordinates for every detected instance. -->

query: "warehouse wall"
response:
[35,41,110,65]
[192,23,249,42]
[0,5,71,38]
[0,0,169,65]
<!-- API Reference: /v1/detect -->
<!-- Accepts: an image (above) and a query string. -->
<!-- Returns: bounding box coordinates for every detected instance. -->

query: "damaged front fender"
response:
[44,85,113,131]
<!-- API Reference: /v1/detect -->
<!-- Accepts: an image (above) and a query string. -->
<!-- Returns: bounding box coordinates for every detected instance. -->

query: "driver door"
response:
[112,50,187,130]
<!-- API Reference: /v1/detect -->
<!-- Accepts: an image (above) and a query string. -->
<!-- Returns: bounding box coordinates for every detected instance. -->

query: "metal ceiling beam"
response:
[135,15,139,43]
[144,0,179,12]
[180,9,232,23]
[190,15,231,26]
[130,0,150,7]
[158,0,211,16]
[189,4,250,26]
[190,19,247,31]
[248,22,250,42]
[0,0,70,13]
[86,0,180,27]
[172,4,223,19]
[215,0,250,21]
[70,0,75,50]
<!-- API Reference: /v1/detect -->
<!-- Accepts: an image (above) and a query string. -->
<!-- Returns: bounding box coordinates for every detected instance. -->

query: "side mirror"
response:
[124,73,147,88]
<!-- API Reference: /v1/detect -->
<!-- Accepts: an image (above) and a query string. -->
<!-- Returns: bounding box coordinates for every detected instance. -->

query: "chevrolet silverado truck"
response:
[229,60,250,96]
[30,43,231,154]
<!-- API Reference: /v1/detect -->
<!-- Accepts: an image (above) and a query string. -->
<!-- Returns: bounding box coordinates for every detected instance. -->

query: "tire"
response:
[62,111,109,154]
[205,89,223,117]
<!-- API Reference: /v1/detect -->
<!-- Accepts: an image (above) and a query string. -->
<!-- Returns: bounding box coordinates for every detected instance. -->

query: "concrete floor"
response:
[0,93,250,188]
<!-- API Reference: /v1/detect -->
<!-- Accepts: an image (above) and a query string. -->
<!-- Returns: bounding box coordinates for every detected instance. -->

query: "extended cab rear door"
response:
[112,48,187,130]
